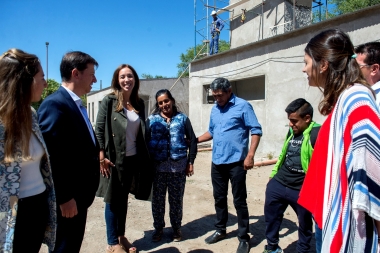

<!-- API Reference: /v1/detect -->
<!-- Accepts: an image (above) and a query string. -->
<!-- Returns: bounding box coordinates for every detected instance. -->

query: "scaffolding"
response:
[194,0,230,57]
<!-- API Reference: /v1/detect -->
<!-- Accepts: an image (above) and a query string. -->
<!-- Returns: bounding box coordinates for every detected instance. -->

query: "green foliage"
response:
[141,73,167,79]
[177,40,230,77]
[32,79,60,110]
[313,0,380,23]
[330,0,380,15]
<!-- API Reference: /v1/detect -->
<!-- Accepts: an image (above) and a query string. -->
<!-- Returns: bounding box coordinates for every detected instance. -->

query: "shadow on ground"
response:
[133,213,238,252]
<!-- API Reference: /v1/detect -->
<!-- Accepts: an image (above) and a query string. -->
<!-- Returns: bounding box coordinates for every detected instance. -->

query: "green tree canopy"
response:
[32,78,60,110]
[330,0,380,15]
[177,40,230,77]
[313,0,380,23]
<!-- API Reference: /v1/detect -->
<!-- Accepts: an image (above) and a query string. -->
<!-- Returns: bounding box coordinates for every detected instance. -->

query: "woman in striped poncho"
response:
[298,29,380,253]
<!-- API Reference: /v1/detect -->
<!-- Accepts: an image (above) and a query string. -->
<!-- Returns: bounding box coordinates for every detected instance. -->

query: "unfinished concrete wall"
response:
[229,0,312,48]
[87,78,189,125]
[189,4,380,157]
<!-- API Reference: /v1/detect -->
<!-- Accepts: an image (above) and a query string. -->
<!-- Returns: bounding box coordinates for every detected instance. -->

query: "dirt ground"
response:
[39,151,316,253]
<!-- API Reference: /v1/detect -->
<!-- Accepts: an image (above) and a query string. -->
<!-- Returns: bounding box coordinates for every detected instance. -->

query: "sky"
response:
[0,0,230,91]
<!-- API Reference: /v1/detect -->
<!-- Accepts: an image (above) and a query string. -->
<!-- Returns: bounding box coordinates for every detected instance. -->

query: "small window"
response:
[203,75,265,104]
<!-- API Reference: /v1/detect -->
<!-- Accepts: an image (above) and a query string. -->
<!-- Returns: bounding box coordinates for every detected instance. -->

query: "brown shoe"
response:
[152,229,163,242]
[106,244,126,253]
[173,229,182,242]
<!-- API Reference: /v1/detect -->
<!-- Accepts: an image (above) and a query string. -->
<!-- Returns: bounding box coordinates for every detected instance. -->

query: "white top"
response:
[123,108,140,156]
[19,133,46,198]
[61,85,95,144]
[372,80,380,108]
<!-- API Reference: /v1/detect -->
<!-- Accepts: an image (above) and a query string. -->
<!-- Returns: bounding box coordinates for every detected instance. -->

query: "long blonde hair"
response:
[0,49,40,162]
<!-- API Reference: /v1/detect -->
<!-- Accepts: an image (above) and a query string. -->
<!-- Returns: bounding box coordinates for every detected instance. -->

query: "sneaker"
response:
[262,245,282,253]
[173,229,182,242]
[152,229,163,242]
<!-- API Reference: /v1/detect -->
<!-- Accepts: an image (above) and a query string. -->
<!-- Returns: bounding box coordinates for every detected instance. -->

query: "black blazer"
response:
[38,86,100,209]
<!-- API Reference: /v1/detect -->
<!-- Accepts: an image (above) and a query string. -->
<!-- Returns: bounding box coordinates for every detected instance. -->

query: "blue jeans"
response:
[105,202,128,245]
[315,223,322,253]
[105,155,136,245]
[209,33,220,55]
[264,179,313,253]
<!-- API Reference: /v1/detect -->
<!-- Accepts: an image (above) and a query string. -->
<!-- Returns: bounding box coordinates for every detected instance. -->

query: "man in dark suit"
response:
[38,51,100,253]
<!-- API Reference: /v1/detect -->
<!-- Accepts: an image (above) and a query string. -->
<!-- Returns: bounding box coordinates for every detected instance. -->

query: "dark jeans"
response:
[50,205,88,253]
[13,190,49,253]
[315,223,322,253]
[105,155,136,245]
[264,179,313,253]
[211,161,250,242]
[152,171,186,230]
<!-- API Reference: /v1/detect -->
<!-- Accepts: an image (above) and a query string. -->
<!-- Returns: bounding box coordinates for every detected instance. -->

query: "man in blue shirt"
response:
[209,10,224,55]
[198,77,262,253]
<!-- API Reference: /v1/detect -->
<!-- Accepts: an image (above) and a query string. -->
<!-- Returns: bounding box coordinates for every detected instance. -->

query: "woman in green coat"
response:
[95,64,153,253]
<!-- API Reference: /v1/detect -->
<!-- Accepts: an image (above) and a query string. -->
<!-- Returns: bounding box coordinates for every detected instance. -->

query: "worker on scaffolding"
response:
[209,10,224,55]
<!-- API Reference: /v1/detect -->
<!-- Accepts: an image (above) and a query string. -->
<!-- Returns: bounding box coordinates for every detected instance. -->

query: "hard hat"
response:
[211,10,217,16]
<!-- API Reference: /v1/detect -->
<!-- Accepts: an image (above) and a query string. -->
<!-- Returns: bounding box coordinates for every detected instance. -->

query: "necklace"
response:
[124,101,137,113]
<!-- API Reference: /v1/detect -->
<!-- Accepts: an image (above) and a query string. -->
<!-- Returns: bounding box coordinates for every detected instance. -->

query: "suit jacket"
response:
[38,86,100,209]
[0,108,56,253]
[95,95,153,202]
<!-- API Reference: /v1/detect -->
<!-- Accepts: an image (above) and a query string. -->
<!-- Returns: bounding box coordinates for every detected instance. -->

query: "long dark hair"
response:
[0,48,40,162]
[153,89,179,115]
[110,64,140,112]
[305,29,369,115]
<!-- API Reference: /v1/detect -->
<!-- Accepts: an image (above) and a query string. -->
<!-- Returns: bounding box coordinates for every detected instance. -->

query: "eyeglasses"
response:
[358,64,372,69]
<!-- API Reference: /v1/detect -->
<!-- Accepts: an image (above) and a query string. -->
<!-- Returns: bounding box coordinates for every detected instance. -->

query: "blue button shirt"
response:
[208,94,262,165]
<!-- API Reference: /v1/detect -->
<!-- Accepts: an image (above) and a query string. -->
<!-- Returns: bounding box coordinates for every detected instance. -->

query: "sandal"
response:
[106,244,126,253]
[119,236,137,253]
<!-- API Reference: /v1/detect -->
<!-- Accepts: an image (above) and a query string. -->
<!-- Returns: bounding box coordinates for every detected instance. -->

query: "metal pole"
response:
[293,0,296,30]
[325,0,328,20]
[194,0,196,57]
[45,42,49,81]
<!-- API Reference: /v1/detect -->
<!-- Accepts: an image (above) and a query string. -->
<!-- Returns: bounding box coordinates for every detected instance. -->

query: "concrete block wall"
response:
[189,4,380,157]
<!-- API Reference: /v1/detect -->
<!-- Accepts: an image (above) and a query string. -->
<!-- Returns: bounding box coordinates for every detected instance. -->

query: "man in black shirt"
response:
[263,98,320,253]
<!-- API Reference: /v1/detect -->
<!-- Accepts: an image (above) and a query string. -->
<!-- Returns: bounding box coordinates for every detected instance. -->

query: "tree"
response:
[177,40,230,77]
[330,0,380,15]
[313,0,380,23]
[32,78,60,110]
[141,73,167,79]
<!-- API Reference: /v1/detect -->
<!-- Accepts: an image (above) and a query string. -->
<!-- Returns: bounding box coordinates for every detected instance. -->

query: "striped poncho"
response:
[298,84,380,253]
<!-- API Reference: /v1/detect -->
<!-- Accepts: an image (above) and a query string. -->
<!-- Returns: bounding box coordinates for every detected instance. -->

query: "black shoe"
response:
[173,229,182,242]
[236,241,250,253]
[152,229,163,242]
[205,231,226,244]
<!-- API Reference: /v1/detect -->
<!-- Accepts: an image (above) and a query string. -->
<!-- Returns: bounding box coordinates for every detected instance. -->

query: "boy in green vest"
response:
[263,98,320,253]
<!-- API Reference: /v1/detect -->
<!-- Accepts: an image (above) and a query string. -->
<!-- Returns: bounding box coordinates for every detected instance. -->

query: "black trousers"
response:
[264,179,313,253]
[13,190,49,253]
[50,204,88,253]
[211,161,250,242]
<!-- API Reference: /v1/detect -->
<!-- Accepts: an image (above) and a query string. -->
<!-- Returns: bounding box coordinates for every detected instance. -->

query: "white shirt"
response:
[372,80,380,108]
[123,108,140,156]
[19,133,46,198]
[61,85,95,144]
